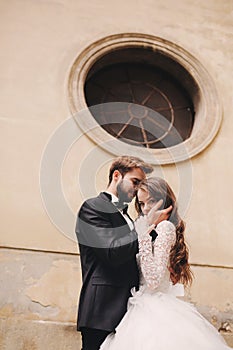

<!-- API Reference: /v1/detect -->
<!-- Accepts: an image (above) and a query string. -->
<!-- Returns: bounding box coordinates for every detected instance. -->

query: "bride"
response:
[100,177,231,350]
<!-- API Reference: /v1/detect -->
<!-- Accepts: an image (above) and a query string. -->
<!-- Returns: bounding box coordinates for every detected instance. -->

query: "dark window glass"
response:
[85,63,195,149]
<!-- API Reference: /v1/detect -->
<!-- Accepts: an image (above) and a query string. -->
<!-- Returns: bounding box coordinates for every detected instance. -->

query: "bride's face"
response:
[137,188,157,215]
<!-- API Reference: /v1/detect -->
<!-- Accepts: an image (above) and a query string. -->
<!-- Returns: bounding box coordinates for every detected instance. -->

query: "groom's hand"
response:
[146,199,172,226]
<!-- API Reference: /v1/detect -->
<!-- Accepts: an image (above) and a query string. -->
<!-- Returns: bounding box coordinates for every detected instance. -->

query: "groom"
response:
[75,156,170,350]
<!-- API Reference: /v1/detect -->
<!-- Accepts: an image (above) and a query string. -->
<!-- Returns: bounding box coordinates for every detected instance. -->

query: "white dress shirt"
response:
[105,191,134,231]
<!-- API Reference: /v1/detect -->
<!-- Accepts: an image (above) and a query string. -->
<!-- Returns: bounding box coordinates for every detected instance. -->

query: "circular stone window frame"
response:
[68,33,222,165]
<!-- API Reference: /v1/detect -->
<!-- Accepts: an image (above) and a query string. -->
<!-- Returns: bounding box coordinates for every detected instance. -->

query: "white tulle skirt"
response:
[100,285,231,350]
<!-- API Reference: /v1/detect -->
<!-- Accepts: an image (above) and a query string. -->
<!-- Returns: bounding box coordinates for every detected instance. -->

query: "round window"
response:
[85,58,195,149]
[68,34,222,164]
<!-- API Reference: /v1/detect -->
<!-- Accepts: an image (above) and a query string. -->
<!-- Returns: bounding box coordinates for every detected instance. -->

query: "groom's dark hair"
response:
[108,156,153,185]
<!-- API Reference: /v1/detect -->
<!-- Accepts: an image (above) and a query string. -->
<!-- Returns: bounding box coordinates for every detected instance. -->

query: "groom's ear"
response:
[113,170,122,182]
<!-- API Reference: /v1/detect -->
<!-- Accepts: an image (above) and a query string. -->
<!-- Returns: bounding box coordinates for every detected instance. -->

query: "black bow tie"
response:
[114,201,129,214]
[102,192,128,213]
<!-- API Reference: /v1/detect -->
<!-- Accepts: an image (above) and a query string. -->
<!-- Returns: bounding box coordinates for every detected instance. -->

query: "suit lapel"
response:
[99,192,133,227]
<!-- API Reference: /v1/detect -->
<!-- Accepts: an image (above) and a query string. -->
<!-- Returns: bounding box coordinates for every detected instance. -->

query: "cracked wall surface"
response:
[0,248,232,331]
[0,249,81,323]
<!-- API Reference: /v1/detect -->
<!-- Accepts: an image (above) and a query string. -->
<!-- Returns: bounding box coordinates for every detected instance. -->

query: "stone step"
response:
[0,317,81,350]
[0,317,232,349]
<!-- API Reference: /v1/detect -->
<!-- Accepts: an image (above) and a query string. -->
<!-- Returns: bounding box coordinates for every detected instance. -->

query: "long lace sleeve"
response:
[135,218,176,290]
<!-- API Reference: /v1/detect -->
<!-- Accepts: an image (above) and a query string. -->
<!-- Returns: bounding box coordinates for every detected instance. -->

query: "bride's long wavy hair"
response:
[135,177,193,286]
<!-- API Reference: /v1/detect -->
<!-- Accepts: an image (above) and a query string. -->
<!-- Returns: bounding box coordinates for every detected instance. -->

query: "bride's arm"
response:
[135,218,176,290]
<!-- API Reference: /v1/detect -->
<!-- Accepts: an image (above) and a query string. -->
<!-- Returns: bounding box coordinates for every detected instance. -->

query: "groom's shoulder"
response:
[79,192,112,213]
[83,192,109,205]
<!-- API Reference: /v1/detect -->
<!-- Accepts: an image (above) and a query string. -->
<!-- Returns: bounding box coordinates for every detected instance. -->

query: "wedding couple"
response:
[75,155,231,350]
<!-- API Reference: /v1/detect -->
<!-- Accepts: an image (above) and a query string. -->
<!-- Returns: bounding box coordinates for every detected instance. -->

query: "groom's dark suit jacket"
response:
[75,192,139,332]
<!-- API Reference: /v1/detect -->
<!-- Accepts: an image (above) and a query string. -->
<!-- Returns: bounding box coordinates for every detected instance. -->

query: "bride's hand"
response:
[147,199,172,226]
[134,216,155,239]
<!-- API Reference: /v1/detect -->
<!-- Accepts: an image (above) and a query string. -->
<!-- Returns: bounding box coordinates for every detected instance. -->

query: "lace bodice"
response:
[135,218,176,291]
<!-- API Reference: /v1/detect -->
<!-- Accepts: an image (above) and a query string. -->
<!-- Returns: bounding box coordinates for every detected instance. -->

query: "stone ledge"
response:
[0,317,81,350]
[0,317,232,349]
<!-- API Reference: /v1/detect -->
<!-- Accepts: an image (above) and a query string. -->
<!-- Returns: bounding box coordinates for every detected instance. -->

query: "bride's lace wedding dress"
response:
[100,220,231,350]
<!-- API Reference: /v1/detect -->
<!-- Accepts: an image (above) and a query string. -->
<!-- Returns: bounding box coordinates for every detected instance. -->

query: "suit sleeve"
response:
[76,200,138,267]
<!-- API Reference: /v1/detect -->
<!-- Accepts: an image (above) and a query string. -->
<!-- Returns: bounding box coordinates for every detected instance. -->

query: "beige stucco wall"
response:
[0,0,232,343]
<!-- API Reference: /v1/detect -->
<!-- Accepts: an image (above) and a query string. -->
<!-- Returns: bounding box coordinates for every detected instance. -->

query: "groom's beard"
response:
[117,180,136,203]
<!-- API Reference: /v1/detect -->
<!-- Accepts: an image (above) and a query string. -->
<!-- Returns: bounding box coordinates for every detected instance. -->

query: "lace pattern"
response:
[135,219,176,290]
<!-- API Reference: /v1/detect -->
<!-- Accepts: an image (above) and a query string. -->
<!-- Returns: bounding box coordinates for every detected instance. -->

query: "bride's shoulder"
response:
[155,220,176,236]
